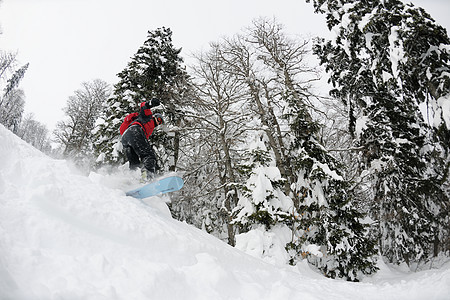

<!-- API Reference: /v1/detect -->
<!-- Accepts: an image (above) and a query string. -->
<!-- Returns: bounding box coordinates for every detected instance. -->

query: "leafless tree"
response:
[177,44,252,245]
[53,79,111,169]
[16,113,51,153]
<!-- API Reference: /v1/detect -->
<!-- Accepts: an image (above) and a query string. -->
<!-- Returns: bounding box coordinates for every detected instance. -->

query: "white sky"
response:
[0,0,449,131]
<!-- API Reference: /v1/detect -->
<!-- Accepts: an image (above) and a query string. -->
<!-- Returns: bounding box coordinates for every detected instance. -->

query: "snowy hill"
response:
[0,124,449,300]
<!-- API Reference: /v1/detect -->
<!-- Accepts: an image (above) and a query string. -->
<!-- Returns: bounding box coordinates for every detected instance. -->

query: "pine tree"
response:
[232,134,295,264]
[0,59,28,133]
[0,88,24,132]
[94,27,189,170]
[308,0,450,265]
[286,93,377,281]
[234,134,293,229]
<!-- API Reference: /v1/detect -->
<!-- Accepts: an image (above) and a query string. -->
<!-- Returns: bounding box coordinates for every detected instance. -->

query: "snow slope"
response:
[0,124,449,300]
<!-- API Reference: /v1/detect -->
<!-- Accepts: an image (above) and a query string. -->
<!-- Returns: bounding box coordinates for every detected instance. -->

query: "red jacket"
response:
[119,102,156,139]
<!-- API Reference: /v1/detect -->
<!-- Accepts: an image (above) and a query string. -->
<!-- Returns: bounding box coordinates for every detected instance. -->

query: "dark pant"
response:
[121,125,158,173]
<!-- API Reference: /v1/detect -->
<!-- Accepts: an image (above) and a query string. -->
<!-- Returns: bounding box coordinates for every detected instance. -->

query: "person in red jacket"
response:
[120,98,164,178]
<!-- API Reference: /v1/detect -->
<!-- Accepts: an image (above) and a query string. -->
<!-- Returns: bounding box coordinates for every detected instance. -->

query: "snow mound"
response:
[0,124,449,300]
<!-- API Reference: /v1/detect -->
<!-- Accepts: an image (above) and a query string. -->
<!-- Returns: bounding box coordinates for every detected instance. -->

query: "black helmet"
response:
[153,113,164,126]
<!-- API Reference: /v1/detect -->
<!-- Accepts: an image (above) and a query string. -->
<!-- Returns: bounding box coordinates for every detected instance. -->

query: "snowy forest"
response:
[1,0,449,282]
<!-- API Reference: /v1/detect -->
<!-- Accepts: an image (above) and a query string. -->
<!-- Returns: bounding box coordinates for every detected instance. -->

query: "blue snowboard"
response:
[126,176,184,199]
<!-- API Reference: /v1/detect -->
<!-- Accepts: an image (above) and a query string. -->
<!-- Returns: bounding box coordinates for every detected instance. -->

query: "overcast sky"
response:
[1,0,449,131]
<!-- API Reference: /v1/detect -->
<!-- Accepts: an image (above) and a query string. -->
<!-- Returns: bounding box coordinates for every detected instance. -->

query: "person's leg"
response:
[142,151,158,174]
[124,146,140,169]
[122,127,141,169]
[125,126,158,174]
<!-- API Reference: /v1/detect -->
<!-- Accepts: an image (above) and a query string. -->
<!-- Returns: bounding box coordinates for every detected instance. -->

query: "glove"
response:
[150,98,160,107]
[144,98,160,109]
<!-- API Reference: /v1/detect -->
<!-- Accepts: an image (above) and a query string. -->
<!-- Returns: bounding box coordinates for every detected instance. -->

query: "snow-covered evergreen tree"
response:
[0,55,28,133]
[285,91,377,281]
[94,27,189,171]
[0,88,24,133]
[234,134,293,229]
[233,134,295,264]
[308,0,450,265]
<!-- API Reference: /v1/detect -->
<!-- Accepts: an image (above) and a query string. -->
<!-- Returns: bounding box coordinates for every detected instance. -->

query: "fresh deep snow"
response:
[0,124,449,300]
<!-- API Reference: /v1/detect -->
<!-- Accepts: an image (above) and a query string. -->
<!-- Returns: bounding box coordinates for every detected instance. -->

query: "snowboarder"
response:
[119,98,164,179]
